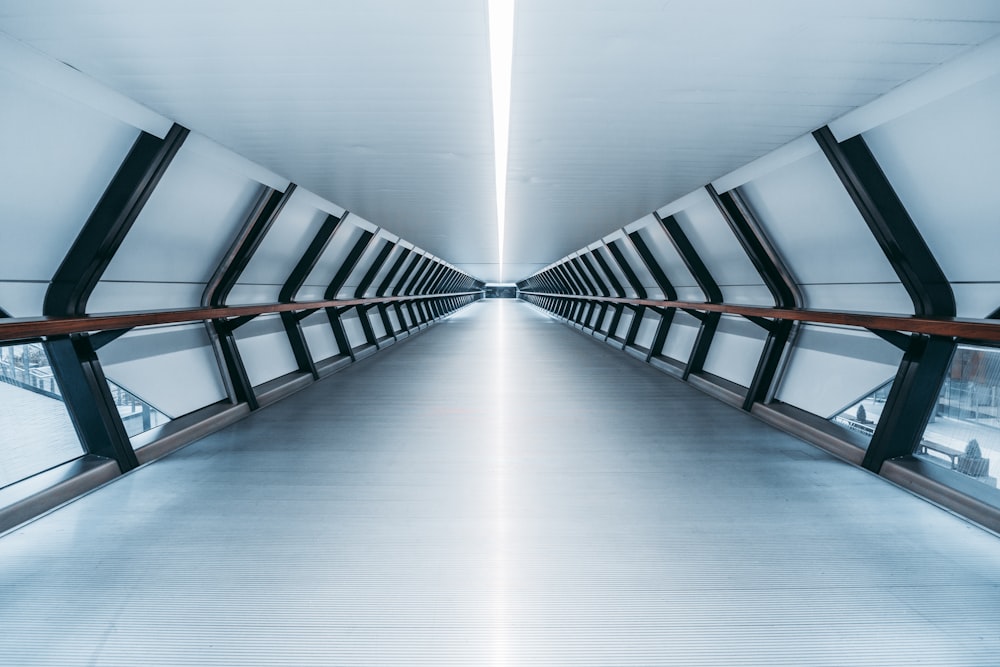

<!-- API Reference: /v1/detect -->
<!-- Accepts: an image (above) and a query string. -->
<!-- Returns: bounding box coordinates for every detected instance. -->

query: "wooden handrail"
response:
[520,292,1000,343]
[0,292,481,343]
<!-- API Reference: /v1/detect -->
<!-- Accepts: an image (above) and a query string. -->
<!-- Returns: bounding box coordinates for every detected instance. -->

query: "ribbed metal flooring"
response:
[1,300,999,666]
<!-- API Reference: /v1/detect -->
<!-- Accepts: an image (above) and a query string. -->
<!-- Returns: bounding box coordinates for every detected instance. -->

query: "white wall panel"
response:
[368,309,388,339]
[88,282,205,314]
[736,149,910,313]
[233,188,331,303]
[298,225,368,301]
[660,311,700,363]
[632,219,701,300]
[0,69,138,283]
[595,248,637,298]
[301,311,341,362]
[671,191,769,305]
[0,282,48,318]
[232,314,298,387]
[634,313,659,349]
[864,72,1000,313]
[93,142,264,310]
[701,315,768,388]
[615,310,635,339]
[341,311,368,348]
[775,325,903,418]
[363,245,404,297]
[99,324,227,418]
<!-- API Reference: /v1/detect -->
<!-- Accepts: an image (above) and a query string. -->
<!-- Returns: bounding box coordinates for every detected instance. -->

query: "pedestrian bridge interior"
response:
[2,3,1000,665]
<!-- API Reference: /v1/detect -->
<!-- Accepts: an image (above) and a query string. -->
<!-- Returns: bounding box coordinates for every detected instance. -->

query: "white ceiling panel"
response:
[2,1,1000,283]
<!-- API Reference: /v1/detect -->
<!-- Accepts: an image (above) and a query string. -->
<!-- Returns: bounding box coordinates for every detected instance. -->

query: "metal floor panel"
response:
[1,300,999,666]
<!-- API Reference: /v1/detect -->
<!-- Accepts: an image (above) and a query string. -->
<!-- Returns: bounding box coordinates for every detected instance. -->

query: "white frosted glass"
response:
[88,282,205,314]
[633,220,701,299]
[634,313,659,349]
[864,73,1000,284]
[615,310,635,339]
[341,312,368,348]
[301,225,368,291]
[223,284,279,306]
[99,324,227,418]
[672,191,765,292]
[796,283,913,314]
[0,282,48,318]
[660,312,700,363]
[702,315,768,387]
[100,145,264,286]
[736,150,905,311]
[953,284,1000,318]
[232,315,298,387]
[301,311,341,361]
[237,190,329,287]
[0,69,138,281]
[775,325,903,419]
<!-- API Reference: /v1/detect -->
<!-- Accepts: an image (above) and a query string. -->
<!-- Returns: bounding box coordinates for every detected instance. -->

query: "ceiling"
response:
[2,1,1000,283]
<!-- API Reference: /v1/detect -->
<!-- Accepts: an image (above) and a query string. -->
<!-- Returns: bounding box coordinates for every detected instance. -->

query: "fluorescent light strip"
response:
[489,0,515,282]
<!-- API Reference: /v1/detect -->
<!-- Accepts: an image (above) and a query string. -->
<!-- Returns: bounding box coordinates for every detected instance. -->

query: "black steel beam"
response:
[569,258,598,296]
[862,335,954,472]
[44,123,189,317]
[45,335,139,471]
[278,211,348,379]
[815,125,957,472]
[42,123,188,471]
[707,186,801,409]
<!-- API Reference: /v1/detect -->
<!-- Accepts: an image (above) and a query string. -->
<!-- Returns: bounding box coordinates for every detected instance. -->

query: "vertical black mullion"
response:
[814,126,957,473]
[278,211,349,379]
[42,123,189,472]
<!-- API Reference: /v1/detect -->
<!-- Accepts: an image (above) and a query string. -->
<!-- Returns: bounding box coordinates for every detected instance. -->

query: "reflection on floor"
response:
[1,300,999,666]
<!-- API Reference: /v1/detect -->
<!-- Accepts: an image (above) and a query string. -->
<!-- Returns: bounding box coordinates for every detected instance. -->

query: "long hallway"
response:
[1,300,999,666]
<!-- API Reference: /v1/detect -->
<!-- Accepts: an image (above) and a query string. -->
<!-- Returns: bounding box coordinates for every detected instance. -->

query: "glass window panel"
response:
[231,314,299,387]
[863,73,1000,314]
[736,149,909,313]
[302,311,342,362]
[659,311,700,363]
[106,379,170,438]
[670,191,769,305]
[917,345,1000,488]
[701,315,768,387]
[830,381,893,443]
[0,69,138,284]
[632,220,701,301]
[776,325,903,429]
[0,344,84,488]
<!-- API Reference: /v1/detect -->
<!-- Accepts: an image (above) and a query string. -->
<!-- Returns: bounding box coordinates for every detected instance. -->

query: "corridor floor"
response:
[1,299,999,666]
